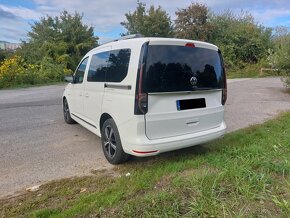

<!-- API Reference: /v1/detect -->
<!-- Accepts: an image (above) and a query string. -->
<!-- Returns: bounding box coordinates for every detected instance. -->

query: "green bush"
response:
[39,57,66,82]
[0,56,36,88]
[0,55,66,89]
[280,71,290,87]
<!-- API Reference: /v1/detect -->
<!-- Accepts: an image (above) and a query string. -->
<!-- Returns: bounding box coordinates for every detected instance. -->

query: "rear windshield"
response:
[143,45,225,93]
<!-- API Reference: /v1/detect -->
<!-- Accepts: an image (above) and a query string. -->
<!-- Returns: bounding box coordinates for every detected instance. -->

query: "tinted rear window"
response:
[144,45,224,93]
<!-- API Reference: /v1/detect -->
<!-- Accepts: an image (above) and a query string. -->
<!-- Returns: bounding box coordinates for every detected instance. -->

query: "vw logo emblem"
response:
[190,76,197,86]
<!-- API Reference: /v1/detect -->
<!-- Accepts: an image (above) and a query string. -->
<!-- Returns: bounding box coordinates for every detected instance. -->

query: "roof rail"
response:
[100,34,144,46]
[119,34,144,40]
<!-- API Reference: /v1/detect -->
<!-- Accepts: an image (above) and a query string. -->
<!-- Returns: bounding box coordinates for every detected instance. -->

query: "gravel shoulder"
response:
[0,77,290,198]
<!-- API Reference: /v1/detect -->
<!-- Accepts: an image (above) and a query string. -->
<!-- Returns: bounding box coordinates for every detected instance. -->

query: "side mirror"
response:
[64,75,74,83]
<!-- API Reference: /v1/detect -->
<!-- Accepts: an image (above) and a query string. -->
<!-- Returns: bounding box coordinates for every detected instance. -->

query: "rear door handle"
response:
[186,121,199,126]
[186,119,200,126]
[85,93,89,98]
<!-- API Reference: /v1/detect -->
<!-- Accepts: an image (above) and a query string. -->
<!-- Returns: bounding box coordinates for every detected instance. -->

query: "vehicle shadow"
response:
[126,144,211,166]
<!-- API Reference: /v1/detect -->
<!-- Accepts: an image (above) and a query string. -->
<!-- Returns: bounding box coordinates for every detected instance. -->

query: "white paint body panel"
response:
[145,91,224,140]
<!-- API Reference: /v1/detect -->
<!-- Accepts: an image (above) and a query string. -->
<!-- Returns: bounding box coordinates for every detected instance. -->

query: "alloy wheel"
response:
[103,125,117,158]
[63,100,70,120]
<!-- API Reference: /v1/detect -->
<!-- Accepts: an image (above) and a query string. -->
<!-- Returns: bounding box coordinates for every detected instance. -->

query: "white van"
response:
[63,36,227,164]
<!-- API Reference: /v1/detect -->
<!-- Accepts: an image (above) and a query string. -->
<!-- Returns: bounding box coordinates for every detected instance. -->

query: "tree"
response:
[19,11,98,71]
[272,27,290,70]
[271,27,290,86]
[121,2,173,37]
[210,11,272,67]
[174,2,213,41]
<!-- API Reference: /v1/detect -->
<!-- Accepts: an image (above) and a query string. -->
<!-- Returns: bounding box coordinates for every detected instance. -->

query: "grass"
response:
[1,112,290,217]
[227,63,282,79]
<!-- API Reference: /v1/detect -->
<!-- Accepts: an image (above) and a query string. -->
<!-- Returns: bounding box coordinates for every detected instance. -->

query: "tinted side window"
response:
[74,57,88,84]
[87,51,110,82]
[106,49,131,82]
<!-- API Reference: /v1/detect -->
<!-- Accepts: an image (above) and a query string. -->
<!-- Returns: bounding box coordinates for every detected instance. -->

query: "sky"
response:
[0,0,290,44]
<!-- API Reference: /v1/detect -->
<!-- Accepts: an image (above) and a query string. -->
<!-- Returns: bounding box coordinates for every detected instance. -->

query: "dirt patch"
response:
[90,168,121,178]
[154,175,173,190]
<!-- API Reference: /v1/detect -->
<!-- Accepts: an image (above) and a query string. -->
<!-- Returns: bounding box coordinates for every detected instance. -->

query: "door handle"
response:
[186,119,200,126]
[85,93,89,98]
[186,121,199,126]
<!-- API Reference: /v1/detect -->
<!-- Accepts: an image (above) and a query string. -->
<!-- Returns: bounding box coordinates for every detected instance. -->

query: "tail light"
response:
[220,50,227,105]
[134,43,148,115]
[135,64,148,114]
[136,93,148,114]
[222,84,227,105]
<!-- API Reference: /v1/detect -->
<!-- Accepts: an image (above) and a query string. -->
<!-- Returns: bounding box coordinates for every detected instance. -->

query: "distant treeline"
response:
[0,2,289,88]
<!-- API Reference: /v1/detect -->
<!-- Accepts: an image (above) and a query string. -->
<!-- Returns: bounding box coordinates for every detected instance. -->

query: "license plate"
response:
[177,98,206,111]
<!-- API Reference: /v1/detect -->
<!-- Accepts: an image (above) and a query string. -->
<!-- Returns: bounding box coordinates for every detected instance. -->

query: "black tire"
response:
[101,118,130,164]
[63,98,76,124]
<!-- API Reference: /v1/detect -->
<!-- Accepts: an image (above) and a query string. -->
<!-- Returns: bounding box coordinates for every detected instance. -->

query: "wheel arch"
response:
[99,113,113,131]
[62,96,71,107]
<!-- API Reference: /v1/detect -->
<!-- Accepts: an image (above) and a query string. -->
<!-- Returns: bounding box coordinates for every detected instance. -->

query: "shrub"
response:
[0,55,66,89]
[281,71,290,88]
[0,56,37,88]
[38,57,66,82]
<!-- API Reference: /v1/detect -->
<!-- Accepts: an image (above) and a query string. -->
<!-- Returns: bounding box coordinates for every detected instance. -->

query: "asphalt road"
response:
[1,77,290,198]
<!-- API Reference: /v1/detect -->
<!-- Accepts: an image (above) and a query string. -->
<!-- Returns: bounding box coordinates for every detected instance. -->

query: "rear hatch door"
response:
[144,39,225,140]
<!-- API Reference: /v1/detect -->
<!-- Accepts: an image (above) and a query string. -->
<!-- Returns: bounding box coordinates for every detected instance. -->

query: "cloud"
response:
[33,0,137,31]
[0,7,17,19]
[1,0,290,43]
[250,8,290,25]
[0,4,41,19]
[0,7,30,42]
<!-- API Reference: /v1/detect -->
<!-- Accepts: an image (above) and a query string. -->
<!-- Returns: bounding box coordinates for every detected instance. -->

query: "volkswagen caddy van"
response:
[63,35,227,164]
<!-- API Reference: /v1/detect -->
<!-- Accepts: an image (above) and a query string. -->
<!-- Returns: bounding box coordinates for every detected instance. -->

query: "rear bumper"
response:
[122,121,226,156]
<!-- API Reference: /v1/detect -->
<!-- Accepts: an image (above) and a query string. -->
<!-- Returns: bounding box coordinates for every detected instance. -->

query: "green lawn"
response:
[1,112,290,217]
[226,63,282,79]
